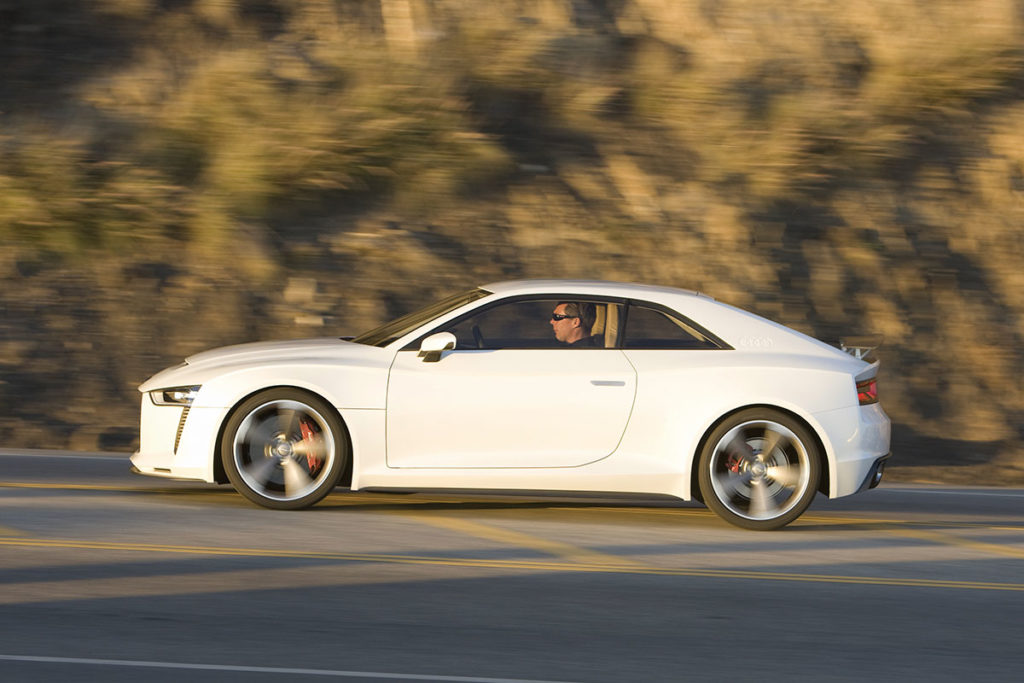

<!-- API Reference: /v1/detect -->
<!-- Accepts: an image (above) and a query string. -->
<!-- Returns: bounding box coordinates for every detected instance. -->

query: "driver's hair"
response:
[558,301,597,332]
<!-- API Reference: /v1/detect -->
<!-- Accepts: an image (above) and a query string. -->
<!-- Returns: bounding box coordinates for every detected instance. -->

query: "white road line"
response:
[0,655,580,682]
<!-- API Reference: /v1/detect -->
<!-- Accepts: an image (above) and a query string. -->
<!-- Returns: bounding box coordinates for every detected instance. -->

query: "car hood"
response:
[139,338,384,391]
[184,337,372,365]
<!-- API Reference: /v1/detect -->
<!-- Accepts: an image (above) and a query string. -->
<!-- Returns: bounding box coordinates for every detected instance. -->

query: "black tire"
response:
[221,388,348,510]
[698,408,820,530]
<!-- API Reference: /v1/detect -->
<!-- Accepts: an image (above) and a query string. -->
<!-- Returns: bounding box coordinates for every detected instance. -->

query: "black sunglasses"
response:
[551,313,578,321]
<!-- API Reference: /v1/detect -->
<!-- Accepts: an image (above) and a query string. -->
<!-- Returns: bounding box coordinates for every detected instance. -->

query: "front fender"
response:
[191,361,390,411]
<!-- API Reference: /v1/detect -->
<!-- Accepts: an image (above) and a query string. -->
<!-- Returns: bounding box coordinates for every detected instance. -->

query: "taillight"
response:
[857,378,878,405]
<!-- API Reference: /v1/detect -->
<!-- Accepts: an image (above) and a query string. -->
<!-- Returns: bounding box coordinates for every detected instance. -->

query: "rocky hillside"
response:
[2,0,1023,483]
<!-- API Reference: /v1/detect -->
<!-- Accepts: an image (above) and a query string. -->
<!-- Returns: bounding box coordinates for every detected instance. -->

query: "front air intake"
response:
[174,406,190,454]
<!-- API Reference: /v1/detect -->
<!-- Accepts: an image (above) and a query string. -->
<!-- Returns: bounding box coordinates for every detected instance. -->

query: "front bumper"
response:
[130,395,227,482]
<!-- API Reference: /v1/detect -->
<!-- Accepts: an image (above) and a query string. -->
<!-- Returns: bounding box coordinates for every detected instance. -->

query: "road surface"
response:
[1,450,1022,682]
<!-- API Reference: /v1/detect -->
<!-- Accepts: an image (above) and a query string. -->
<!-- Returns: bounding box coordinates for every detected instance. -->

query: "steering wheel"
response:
[471,324,485,349]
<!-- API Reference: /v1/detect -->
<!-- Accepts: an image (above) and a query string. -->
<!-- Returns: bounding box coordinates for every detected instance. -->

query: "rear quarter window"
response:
[622,304,724,350]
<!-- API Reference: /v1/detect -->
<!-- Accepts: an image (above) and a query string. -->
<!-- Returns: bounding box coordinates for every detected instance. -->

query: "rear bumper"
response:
[813,402,891,498]
[856,452,891,492]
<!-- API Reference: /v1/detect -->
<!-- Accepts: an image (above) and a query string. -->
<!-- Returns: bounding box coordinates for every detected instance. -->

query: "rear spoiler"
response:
[839,336,882,362]
[840,342,877,361]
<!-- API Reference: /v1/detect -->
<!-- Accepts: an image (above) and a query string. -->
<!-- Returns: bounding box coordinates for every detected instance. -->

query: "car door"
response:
[385,298,637,468]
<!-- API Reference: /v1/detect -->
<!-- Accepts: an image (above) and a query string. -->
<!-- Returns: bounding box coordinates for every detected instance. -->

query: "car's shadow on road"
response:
[54,481,1024,533]
[130,484,722,521]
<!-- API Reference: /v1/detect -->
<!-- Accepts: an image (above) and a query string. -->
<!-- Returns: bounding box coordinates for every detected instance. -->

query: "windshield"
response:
[351,288,490,347]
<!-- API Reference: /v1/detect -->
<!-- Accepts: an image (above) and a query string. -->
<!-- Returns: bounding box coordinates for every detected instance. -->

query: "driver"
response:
[550,302,600,346]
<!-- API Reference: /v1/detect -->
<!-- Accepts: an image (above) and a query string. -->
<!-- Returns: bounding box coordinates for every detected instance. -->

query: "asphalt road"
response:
[1,450,1022,682]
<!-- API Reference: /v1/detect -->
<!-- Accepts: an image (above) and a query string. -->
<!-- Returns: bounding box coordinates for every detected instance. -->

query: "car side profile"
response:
[132,280,891,530]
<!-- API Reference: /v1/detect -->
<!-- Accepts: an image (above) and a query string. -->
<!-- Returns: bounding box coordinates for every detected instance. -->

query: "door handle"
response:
[590,380,626,387]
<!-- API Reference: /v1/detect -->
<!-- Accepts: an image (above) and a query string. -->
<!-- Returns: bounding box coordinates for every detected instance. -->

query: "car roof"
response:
[480,279,714,301]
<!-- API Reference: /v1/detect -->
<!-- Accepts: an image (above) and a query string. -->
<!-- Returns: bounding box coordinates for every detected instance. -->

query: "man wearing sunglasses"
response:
[550,301,600,346]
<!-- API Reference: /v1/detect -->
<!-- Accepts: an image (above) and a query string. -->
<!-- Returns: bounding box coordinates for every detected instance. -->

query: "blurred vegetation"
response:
[1,0,1023,482]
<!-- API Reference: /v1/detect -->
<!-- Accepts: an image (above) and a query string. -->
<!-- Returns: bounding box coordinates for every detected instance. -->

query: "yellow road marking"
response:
[784,511,1024,533]
[398,513,649,567]
[881,526,1024,560]
[0,482,151,492]
[1,536,1022,592]
[0,563,490,606]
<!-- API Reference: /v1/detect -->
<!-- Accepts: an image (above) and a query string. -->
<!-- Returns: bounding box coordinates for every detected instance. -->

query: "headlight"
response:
[150,386,201,406]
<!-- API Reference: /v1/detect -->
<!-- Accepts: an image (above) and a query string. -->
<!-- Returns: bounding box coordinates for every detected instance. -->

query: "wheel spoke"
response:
[277,407,300,438]
[725,433,755,460]
[759,428,784,458]
[712,471,732,496]
[767,462,801,488]
[281,457,314,496]
[748,480,774,519]
[292,436,326,460]
[715,470,747,502]
[243,455,280,487]
[243,419,278,450]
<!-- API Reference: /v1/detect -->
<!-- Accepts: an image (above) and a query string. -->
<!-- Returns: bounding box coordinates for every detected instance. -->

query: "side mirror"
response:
[417,332,457,363]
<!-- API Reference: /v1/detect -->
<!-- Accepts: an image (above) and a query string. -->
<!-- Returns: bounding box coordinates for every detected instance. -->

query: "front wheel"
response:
[698,409,820,530]
[221,389,348,510]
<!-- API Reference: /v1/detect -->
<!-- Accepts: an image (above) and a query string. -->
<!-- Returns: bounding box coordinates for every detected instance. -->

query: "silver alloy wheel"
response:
[232,399,336,503]
[707,419,812,523]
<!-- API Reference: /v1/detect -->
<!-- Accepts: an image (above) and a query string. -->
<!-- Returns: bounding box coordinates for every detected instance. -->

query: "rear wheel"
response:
[221,389,348,510]
[698,409,820,530]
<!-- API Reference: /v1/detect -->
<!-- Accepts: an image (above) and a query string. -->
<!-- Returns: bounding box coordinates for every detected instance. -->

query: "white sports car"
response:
[132,279,890,529]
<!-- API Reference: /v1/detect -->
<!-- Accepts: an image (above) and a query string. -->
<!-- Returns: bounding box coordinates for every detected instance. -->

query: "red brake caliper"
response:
[725,443,745,474]
[299,421,323,475]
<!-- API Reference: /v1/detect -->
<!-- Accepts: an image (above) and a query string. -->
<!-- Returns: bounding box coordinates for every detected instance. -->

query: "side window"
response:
[425,299,622,350]
[623,305,720,350]
[445,300,557,350]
